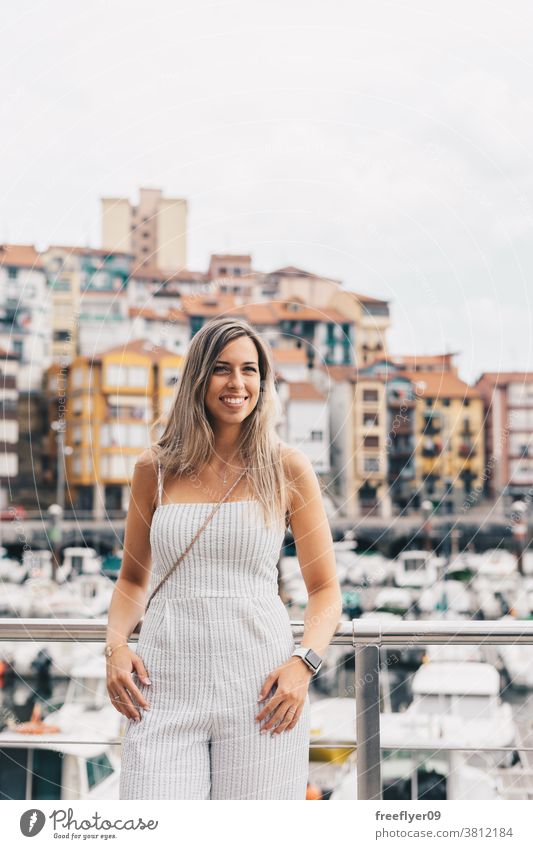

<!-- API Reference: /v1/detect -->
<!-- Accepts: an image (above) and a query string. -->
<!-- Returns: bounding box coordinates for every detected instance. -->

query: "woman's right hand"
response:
[105,646,151,722]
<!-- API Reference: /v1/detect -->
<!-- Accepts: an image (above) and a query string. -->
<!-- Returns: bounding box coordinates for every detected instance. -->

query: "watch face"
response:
[305,648,322,670]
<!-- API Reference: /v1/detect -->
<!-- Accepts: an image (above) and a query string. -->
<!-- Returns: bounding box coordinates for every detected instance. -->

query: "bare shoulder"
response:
[132,446,160,511]
[278,441,319,511]
[135,446,159,470]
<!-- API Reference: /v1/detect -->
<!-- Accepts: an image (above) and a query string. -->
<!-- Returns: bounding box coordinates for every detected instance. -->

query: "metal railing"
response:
[2,618,533,800]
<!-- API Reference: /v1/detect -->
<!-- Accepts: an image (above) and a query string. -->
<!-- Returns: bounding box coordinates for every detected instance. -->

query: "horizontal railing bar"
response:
[352,619,533,645]
[2,618,533,644]
[0,739,529,753]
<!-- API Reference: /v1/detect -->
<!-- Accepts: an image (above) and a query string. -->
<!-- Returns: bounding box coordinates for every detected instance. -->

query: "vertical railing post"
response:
[355,643,382,800]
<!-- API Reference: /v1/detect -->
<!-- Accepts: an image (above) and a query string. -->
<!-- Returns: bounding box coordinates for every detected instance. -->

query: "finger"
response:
[120,674,151,710]
[132,656,151,685]
[285,704,303,730]
[276,705,302,733]
[271,702,299,733]
[259,701,289,732]
[255,693,283,722]
[109,687,140,721]
[258,670,278,700]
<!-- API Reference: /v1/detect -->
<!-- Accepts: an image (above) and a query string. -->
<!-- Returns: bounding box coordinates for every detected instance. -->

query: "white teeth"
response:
[220,396,246,405]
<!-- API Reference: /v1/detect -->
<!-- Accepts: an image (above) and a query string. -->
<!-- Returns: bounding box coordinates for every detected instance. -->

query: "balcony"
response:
[2,619,533,800]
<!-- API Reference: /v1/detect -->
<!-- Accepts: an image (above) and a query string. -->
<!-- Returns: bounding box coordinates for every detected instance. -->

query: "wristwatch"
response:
[291,646,323,675]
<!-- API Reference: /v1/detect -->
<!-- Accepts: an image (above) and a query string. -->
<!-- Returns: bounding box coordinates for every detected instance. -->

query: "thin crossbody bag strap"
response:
[143,468,247,616]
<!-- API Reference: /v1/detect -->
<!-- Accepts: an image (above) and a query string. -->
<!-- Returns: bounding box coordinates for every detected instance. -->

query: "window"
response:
[310,430,323,441]
[364,457,380,472]
[363,389,378,402]
[464,399,470,406]
[363,413,379,427]
[364,435,379,448]
[442,398,450,406]
[7,267,17,279]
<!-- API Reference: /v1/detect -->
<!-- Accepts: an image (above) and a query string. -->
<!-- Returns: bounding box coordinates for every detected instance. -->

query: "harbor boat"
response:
[442,553,477,582]
[496,614,533,690]
[342,552,393,588]
[0,581,29,616]
[394,550,446,590]
[308,697,501,800]
[405,660,516,767]
[422,643,484,663]
[22,549,70,583]
[470,549,517,580]
[418,580,473,615]
[373,586,416,616]
[8,574,115,619]
[62,547,103,576]
[0,703,122,800]
[330,750,500,800]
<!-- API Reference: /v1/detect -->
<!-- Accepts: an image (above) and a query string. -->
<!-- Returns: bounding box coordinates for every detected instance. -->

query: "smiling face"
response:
[204,335,261,426]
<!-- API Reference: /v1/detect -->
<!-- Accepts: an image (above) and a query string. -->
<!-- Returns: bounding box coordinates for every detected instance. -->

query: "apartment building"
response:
[50,339,182,516]
[404,368,485,507]
[314,364,391,519]
[0,244,51,392]
[276,379,330,475]
[0,347,20,509]
[475,372,533,502]
[101,187,187,274]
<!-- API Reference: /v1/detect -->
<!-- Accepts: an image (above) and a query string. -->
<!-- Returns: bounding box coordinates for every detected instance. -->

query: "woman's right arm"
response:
[105,448,158,721]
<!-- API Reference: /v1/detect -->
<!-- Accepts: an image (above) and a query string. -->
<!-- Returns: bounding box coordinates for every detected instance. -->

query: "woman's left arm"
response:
[256,447,343,734]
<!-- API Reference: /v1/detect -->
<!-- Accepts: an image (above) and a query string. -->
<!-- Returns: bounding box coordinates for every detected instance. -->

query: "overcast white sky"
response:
[2,0,533,382]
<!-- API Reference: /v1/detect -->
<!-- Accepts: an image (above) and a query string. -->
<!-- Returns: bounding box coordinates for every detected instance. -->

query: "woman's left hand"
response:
[255,656,313,734]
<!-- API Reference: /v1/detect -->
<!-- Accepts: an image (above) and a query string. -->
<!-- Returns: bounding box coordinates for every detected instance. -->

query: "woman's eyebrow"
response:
[215,360,258,365]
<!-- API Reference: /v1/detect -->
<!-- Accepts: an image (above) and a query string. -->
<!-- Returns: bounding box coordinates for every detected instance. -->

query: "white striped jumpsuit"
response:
[119,461,311,799]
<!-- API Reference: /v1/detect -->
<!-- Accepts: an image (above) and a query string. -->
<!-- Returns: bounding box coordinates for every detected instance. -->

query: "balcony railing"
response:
[2,619,533,800]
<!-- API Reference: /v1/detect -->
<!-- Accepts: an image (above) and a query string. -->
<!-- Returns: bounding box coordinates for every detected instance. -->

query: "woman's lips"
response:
[219,396,248,409]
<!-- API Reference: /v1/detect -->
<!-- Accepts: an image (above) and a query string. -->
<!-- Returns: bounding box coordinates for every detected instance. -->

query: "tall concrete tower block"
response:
[101,188,187,273]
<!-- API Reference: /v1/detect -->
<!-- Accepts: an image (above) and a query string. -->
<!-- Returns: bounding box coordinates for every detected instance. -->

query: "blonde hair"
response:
[151,316,298,531]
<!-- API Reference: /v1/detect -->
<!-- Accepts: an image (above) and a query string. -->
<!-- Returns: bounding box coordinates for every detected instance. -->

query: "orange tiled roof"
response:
[287,381,326,401]
[476,371,533,385]
[403,369,479,399]
[48,245,132,257]
[318,363,358,382]
[392,352,458,369]
[130,264,208,283]
[267,265,341,284]
[0,244,43,269]
[210,254,252,262]
[129,306,188,324]
[236,303,279,325]
[270,300,351,324]
[180,293,242,316]
[86,338,181,362]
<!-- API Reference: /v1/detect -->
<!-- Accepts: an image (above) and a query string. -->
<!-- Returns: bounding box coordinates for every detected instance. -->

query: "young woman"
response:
[106,316,342,800]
